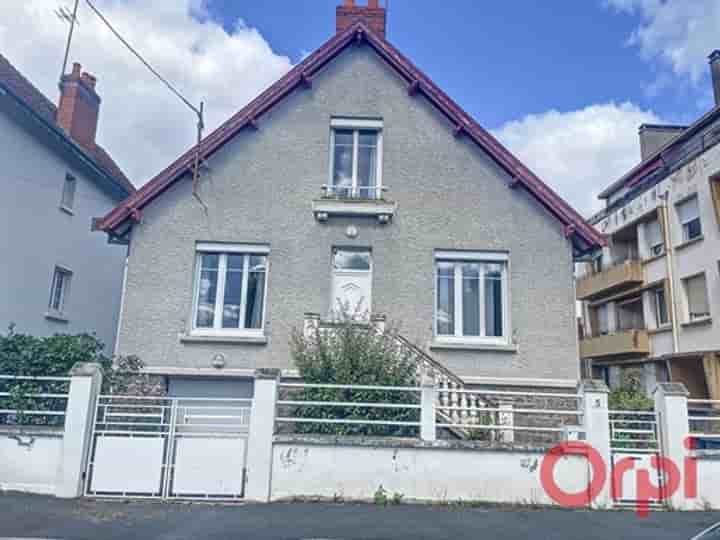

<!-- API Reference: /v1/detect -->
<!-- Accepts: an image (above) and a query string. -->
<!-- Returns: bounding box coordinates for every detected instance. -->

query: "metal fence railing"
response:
[435,388,584,445]
[0,374,71,427]
[276,382,422,437]
[608,410,659,453]
[688,399,720,443]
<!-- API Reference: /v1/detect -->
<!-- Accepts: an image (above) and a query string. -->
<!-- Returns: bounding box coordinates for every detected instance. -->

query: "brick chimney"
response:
[57,62,101,150]
[336,0,387,39]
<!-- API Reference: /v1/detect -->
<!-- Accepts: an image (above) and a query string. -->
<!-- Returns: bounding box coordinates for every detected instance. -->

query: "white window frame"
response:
[190,243,269,337]
[676,195,702,243]
[645,218,664,257]
[433,251,511,345]
[48,265,72,315]
[60,173,76,213]
[328,118,383,199]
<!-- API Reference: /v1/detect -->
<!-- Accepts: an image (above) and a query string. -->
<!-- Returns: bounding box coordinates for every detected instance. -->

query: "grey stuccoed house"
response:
[96,0,605,400]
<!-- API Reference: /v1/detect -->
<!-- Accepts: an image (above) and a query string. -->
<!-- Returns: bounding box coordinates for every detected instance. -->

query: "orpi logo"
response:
[540,439,697,517]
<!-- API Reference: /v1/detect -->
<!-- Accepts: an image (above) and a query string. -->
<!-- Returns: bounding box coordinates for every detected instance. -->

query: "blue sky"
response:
[208,0,712,128]
[2,1,718,216]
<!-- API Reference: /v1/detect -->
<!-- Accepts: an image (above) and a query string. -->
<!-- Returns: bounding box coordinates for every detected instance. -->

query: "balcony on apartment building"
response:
[580,295,649,360]
[576,259,644,300]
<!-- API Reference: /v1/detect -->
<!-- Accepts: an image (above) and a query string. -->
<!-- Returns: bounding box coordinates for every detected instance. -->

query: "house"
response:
[97,0,603,398]
[0,55,134,350]
[577,52,720,400]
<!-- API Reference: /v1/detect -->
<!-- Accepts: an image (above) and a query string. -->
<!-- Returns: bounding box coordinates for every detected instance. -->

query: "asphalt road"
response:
[0,493,718,540]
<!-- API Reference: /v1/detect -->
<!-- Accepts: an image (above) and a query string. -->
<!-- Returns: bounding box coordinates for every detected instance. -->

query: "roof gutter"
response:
[0,80,131,199]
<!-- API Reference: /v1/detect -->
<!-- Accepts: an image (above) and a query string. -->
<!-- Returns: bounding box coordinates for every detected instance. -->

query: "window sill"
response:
[642,252,666,265]
[180,333,268,345]
[313,198,396,224]
[429,340,518,353]
[648,325,672,335]
[681,317,712,329]
[44,311,69,323]
[675,235,704,252]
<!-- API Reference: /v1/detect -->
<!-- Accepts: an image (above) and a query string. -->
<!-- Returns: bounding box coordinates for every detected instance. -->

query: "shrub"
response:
[288,314,420,436]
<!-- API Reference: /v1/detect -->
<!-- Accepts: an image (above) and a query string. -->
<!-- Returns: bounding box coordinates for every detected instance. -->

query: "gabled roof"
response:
[0,53,135,197]
[97,22,604,249]
[598,105,720,200]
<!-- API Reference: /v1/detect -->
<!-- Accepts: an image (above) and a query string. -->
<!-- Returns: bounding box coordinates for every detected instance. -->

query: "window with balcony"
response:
[327,118,383,200]
[677,196,702,243]
[682,273,710,322]
[434,251,509,345]
[617,296,644,331]
[191,243,268,337]
[645,218,664,257]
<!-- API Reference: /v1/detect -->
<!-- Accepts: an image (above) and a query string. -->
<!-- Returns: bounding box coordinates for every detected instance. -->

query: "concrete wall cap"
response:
[578,379,609,394]
[254,368,281,380]
[69,362,103,377]
[653,382,689,397]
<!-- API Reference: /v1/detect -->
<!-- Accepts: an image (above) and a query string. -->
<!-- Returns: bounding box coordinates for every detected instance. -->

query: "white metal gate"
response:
[608,410,664,505]
[84,395,252,501]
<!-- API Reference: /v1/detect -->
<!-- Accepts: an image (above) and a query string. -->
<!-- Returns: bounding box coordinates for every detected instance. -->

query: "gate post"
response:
[245,368,279,502]
[653,382,690,510]
[579,379,612,509]
[420,374,436,442]
[56,362,103,498]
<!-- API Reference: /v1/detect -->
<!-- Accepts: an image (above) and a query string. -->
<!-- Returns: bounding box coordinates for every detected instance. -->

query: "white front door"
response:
[330,248,372,319]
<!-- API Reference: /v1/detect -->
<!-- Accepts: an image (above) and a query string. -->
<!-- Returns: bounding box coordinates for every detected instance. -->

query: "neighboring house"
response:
[577,52,720,400]
[97,1,603,398]
[0,56,134,351]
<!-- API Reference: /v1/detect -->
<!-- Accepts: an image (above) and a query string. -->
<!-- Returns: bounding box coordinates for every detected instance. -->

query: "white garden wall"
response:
[696,455,720,509]
[0,428,64,495]
[271,438,589,505]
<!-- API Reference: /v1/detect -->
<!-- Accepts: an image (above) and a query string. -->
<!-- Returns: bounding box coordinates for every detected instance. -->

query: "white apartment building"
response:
[577,51,720,400]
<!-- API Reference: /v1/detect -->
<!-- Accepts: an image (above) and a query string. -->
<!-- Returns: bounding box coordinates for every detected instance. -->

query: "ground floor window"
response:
[434,251,509,344]
[192,243,268,335]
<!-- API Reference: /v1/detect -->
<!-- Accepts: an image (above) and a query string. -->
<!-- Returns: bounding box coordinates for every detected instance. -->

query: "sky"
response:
[1,1,719,217]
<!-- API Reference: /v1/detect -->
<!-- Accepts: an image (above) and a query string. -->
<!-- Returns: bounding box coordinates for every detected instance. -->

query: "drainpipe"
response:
[113,242,130,358]
[659,195,680,354]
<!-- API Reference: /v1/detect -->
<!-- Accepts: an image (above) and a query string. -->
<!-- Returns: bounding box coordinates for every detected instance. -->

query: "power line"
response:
[83,0,202,119]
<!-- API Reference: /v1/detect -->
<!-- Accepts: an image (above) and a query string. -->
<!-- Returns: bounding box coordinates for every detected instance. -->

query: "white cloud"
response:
[0,1,292,186]
[605,0,720,83]
[492,102,662,217]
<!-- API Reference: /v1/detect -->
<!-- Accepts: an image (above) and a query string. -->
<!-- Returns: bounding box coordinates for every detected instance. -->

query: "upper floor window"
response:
[711,173,720,226]
[48,266,72,315]
[60,174,76,213]
[328,118,383,200]
[434,251,509,344]
[645,218,664,257]
[192,243,268,335]
[676,196,702,243]
[653,286,669,327]
[682,272,710,322]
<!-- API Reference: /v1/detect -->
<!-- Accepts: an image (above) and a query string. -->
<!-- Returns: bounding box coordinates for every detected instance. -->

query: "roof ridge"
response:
[97,21,603,248]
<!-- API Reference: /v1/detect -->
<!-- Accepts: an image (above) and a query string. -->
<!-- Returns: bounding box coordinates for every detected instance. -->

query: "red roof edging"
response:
[97,23,604,248]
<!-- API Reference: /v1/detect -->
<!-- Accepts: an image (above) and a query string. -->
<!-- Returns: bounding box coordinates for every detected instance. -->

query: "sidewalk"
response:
[0,492,716,540]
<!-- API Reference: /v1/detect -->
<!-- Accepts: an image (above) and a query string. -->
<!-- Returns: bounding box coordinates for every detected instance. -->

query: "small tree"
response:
[608,369,653,411]
[288,314,420,436]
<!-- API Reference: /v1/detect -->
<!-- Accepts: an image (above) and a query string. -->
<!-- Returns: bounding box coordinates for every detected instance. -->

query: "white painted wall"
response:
[0,429,63,495]
[696,457,720,509]
[271,442,589,505]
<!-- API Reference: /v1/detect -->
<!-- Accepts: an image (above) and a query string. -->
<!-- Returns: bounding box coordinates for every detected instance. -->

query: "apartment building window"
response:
[682,273,710,322]
[645,218,664,257]
[60,174,76,213]
[653,287,669,327]
[434,251,509,344]
[192,243,268,335]
[328,118,383,199]
[48,266,72,315]
[711,173,720,225]
[596,304,609,336]
[677,196,702,242]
